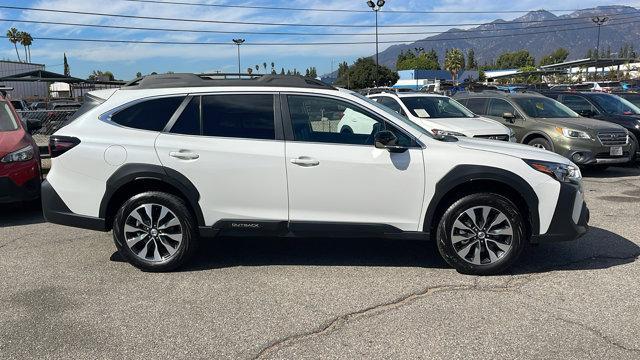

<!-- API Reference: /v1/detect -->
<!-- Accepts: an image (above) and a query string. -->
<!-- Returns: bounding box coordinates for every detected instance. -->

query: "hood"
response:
[414,116,508,135]
[537,117,626,131]
[455,136,571,165]
[0,128,28,158]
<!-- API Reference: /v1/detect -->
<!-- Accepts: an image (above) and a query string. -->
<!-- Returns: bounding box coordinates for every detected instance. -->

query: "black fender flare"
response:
[521,131,555,151]
[99,163,205,226]
[423,165,540,236]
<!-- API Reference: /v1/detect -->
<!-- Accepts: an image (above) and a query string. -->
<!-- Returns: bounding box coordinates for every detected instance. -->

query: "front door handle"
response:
[290,156,319,167]
[169,151,200,160]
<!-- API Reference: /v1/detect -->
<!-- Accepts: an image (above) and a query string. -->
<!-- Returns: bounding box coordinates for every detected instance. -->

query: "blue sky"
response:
[0,0,638,80]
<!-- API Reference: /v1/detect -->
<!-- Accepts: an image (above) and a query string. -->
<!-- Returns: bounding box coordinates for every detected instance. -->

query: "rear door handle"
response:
[290,156,319,167]
[169,151,200,160]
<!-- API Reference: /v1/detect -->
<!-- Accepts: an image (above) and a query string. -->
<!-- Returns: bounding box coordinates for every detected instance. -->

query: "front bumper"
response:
[531,181,589,243]
[41,179,107,231]
[555,138,631,165]
[0,176,41,203]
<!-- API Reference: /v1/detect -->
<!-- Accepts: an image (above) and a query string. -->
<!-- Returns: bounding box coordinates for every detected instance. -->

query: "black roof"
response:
[122,73,336,90]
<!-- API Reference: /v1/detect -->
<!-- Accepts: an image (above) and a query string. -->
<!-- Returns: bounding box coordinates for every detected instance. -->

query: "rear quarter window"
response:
[111,96,185,131]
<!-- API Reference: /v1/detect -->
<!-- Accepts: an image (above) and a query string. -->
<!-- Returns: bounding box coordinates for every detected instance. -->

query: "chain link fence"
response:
[17,109,79,147]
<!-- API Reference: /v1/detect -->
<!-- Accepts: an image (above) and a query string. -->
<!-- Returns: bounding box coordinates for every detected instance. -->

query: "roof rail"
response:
[360,87,415,96]
[122,73,336,90]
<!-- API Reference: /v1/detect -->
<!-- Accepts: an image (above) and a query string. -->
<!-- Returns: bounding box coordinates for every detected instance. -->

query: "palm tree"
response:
[20,32,33,63]
[445,48,465,84]
[255,64,259,73]
[263,62,267,73]
[6,28,21,62]
[270,62,275,72]
[247,67,253,76]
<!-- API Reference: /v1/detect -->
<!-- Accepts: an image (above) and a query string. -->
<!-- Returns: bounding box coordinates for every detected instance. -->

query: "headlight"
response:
[556,127,591,139]
[524,159,581,183]
[508,128,517,142]
[431,129,466,137]
[1,145,35,163]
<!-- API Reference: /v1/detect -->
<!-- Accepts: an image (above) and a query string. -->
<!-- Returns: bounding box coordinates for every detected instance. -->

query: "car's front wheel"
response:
[436,193,526,275]
[113,191,198,272]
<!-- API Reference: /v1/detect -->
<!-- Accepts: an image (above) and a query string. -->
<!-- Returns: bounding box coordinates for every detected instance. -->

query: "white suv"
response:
[42,74,589,275]
[368,92,515,141]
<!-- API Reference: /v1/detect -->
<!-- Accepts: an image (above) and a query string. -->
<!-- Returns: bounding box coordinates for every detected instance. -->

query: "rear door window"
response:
[111,96,185,131]
[465,98,488,114]
[488,99,518,117]
[0,102,19,131]
[201,94,275,140]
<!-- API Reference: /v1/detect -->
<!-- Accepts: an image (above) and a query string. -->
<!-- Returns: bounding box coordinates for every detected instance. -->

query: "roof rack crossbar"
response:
[122,73,335,90]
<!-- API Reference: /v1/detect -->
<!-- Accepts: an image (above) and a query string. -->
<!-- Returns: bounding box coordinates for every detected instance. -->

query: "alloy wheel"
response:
[123,204,183,262]
[450,206,513,265]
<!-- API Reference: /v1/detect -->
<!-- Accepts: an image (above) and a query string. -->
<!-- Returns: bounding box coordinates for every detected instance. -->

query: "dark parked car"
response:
[614,92,640,108]
[0,95,42,204]
[542,91,640,160]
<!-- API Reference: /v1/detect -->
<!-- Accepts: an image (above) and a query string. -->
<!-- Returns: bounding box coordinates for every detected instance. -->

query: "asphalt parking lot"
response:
[1,165,640,360]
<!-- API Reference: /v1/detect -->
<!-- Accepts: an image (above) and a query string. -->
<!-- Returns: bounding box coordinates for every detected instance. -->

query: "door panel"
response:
[283,94,425,231]
[155,94,288,226]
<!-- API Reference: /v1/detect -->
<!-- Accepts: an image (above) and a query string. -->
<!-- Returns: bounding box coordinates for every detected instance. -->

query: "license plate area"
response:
[610,146,623,156]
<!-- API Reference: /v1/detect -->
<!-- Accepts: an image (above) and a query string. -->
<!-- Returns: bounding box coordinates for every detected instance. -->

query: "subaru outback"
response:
[42,74,589,275]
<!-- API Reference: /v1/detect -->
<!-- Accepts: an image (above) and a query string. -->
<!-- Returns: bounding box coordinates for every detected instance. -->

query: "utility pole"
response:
[367,0,385,87]
[232,38,245,79]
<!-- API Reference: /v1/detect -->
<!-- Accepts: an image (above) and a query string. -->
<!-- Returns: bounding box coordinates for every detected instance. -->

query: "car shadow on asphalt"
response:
[582,163,640,179]
[146,226,638,274]
[0,202,45,227]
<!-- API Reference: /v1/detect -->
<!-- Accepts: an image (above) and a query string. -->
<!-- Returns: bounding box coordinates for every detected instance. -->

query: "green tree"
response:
[444,48,465,84]
[247,67,253,76]
[19,32,33,63]
[586,48,595,59]
[88,70,115,81]
[63,53,71,76]
[466,49,477,70]
[255,64,260,73]
[396,49,440,71]
[136,71,142,78]
[496,50,535,69]
[263,62,267,73]
[280,68,285,75]
[6,28,21,62]
[539,48,569,66]
[335,57,399,89]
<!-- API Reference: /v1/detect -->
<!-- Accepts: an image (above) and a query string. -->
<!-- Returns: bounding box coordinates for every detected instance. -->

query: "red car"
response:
[0,97,42,204]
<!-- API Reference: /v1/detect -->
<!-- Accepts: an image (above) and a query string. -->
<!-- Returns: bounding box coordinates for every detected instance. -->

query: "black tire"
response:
[527,137,552,151]
[112,191,198,272]
[436,193,526,275]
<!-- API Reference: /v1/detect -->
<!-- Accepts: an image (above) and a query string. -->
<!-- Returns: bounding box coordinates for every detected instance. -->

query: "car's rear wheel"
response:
[436,193,526,275]
[113,191,198,272]
[527,137,552,151]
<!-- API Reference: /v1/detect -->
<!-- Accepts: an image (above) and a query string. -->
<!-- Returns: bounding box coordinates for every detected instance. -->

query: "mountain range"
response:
[326,5,640,76]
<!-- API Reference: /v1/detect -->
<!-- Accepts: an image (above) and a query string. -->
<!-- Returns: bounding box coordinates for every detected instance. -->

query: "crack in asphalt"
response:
[252,253,640,359]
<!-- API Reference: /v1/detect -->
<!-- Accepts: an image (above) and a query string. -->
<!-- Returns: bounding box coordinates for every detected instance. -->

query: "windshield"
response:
[590,94,640,115]
[0,101,19,131]
[513,97,579,118]
[346,90,432,137]
[400,96,475,118]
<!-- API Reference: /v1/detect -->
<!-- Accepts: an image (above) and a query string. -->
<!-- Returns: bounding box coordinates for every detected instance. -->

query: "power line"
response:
[0,5,634,28]
[4,13,640,37]
[13,18,639,46]
[120,0,622,14]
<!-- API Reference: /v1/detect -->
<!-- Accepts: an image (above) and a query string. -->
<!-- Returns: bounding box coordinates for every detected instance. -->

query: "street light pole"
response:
[591,16,608,81]
[232,38,245,79]
[367,0,385,87]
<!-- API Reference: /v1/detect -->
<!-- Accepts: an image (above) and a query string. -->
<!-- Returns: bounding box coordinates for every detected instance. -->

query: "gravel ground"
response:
[1,165,639,360]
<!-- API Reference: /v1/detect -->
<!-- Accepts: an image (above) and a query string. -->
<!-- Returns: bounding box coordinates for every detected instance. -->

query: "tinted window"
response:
[0,102,19,131]
[170,97,200,135]
[589,94,640,115]
[465,98,488,114]
[378,97,403,115]
[111,96,184,131]
[201,94,275,139]
[488,99,518,117]
[561,95,596,115]
[65,94,106,125]
[287,95,412,146]
[513,97,579,118]
[400,96,475,118]
[10,100,24,110]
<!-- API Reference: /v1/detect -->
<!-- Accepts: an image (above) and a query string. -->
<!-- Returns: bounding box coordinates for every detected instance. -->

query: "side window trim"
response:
[489,98,523,119]
[279,92,421,148]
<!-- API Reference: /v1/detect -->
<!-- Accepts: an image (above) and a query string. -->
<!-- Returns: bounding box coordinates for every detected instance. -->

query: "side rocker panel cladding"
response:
[423,165,540,236]
[99,163,205,226]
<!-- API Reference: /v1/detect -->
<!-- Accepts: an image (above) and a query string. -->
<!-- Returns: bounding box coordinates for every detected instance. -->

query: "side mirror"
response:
[26,118,42,133]
[374,130,407,153]
[502,112,516,123]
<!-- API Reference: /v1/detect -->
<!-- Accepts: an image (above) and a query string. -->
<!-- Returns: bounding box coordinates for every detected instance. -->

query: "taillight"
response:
[49,136,80,158]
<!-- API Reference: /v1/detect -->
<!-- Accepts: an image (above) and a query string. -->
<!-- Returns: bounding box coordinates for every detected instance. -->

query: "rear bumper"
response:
[531,181,589,243]
[41,179,107,231]
[0,176,40,203]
